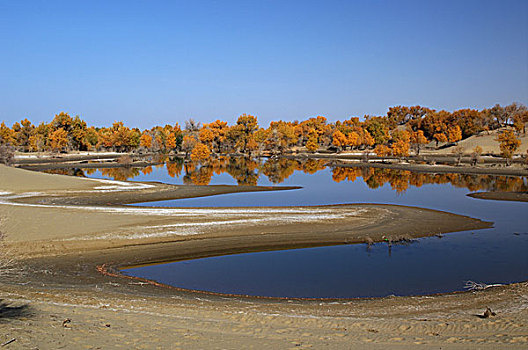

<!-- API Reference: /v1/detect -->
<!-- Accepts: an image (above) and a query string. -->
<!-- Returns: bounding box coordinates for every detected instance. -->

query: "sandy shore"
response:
[0,165,527,349]
[468,191,528,202]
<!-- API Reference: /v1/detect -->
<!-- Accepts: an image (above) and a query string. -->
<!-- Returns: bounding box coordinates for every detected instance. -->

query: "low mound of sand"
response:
[0,164,96,193]
[430,128,528,155]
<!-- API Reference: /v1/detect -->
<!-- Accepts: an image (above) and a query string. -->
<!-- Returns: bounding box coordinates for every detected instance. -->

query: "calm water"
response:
[77,158,528,298]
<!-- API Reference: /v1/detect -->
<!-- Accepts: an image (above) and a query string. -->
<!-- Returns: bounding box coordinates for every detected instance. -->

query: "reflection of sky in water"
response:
[84,164,528,298]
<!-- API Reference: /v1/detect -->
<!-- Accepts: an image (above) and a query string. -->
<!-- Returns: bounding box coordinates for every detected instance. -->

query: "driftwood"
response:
[1,338,16,347]
[482,307,496,318]
[464,280,503,291]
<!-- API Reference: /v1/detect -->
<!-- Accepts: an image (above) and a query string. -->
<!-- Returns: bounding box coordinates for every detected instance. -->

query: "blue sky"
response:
[1,0,527,129]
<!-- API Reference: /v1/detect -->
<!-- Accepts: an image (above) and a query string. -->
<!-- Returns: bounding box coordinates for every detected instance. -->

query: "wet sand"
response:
[0,165,527,349]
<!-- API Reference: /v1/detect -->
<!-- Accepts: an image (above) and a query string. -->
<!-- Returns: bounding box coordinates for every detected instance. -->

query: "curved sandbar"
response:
[2,165,528,349]
[468,191,528,202]
[1,165,490,260]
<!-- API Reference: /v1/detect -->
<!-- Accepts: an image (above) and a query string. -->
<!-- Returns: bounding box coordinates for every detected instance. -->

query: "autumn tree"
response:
[451,109,482,138]
[190,142,211,163]
[471,146,483,167]
[305,129,318,153]
[346,131,360,149]
[410,130,428,155]
[512,109,528,134]
[296,116,328,147]
[373,144,391,157]
[0,122,15,146]
[447,125,462,144]
[228,114,258,154]
[70,116,88,150]
[85,127,99,150]
[166,133,177,151]
[391,130,411,158]
[199,128,214,147]
[146,126,165,152]
[364,116,390,145]
[28,133,46,152]
[387,105,431,129]
[51,112,73,132]
[49,128,69,152]
[19,118,35,150]
[205,120,229,153]
[160,124,182,152]
[497,130,521,162]
[253,127,269,156]
[420,110,451,146]
[265,121,297,155]
[332,130,347,152]
[111,122,135,152]
[97,128,113,149]
[31,122,51,151]
[140,133,153,149]
[181,135,197,158]
[362,129,375,149]
[505,103,527,128]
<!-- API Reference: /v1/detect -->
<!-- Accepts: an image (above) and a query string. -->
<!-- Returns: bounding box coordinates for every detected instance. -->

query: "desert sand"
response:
[0,165,527,349]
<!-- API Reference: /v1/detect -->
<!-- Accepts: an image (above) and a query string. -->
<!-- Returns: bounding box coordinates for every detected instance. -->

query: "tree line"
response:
[1,103,527,161]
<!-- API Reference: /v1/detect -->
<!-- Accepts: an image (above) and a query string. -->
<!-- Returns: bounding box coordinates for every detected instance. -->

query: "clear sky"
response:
[1,0,527,129]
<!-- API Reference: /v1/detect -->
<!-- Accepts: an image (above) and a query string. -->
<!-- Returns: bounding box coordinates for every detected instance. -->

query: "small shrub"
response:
[117,155,133,165]
[0,144,14,166]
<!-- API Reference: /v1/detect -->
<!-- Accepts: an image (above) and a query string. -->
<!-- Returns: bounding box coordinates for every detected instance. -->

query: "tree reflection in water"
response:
[45,156,528,193]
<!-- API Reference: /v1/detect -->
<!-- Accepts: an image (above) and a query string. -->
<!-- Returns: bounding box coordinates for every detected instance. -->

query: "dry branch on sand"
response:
[464,280,503,291]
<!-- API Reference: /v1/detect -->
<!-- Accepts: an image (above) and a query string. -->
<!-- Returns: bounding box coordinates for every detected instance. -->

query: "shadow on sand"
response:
[0,299,32,321]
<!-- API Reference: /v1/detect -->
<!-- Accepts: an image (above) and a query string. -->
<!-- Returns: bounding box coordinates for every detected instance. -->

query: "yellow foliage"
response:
[166,133,177,150]
[373,144,391,157]
[497,130,521,159]
[199,128,214,145]
[305,130,318,152]
[140,134,152,148]
[190,142,211,163]
[332,130,347,149]
[392,139,410,157]
[49,128,69,152]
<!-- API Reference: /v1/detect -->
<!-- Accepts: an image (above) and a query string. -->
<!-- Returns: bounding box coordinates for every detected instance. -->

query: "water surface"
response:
[75,158,528,298]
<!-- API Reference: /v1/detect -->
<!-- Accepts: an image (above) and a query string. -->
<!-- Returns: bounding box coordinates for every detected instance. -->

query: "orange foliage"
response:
[199,128,214,145]
[166,133,177,150]
[190,142,211,163]
[305,129,318,152]
[497,130,521,159]
[447,125,462,143]
[49,128,69,152]
[140,134,152,148]
[332,130,347,151]
[373,144,391,157]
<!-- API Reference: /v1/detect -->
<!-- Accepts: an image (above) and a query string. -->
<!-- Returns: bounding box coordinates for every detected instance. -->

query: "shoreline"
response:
[1,165,527,348]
